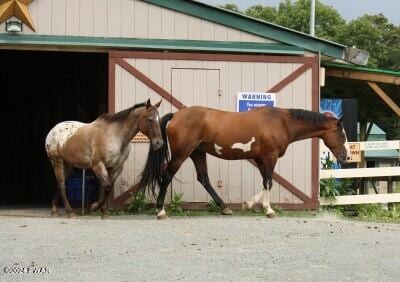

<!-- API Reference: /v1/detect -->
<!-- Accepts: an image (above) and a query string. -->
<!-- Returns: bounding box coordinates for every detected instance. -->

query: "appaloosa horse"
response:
[46,99,163,217]
[138,106,350,219]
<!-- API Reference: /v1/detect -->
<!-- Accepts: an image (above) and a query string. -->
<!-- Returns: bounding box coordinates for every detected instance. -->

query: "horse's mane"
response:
[288,108,330,126]
[99,102,146,122]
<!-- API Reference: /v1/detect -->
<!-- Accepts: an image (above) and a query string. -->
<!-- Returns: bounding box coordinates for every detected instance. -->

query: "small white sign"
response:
[237,92,276,112]
[361,141,400,151]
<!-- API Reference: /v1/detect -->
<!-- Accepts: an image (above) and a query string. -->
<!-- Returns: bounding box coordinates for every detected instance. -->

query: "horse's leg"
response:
[51,160,75,217]
[90,162,111,213]
[51,164,72,217]
[99,165,124,218]
[243,158,265,210]
[51,189,61,217]
[95,185,105,212]
[242,190,264,210]
[190,150,232,215]
[262,179,275,218]
[156,156,186,220]
[255,156,278,218]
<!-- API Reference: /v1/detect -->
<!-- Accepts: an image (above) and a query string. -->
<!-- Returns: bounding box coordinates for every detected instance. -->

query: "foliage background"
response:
[219,0,400,71]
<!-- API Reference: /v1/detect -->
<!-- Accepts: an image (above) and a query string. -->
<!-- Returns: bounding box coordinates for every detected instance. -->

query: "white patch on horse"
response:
[343,129,350,159]
[45,121,86,155]
[214,143,223,155]
[231,137,256,152]
[244,190,263,209]
[104,135,129,167]
[157,208,166,217]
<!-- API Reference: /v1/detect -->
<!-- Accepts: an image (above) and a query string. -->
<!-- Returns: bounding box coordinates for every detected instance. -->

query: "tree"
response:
[218,4,241,13]
[245,0,345,41]
[245,5,278,23]
[337,14,400,70]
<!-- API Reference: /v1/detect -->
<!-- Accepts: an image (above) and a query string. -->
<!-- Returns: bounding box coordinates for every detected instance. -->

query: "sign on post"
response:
[237,92,276,112]
[348,143,361,163]
[131,132,149,142]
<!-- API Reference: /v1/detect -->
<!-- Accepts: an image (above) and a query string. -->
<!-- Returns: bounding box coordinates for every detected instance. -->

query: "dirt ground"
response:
[0,210,399,281]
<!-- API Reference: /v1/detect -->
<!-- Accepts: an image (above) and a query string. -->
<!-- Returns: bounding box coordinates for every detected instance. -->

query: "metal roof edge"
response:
[324,62,400,77]
[0,34,304,55]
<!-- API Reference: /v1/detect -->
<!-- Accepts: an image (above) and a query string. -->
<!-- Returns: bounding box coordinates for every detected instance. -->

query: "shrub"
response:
[169,192,184,214]
[127,192,149,214]
[207,200,220,213]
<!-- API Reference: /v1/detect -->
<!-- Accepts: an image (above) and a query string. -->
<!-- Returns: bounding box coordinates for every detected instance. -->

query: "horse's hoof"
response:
[101,214,110,220]
[90,203,99,212]
[266,212,276,218]
[51,211,59,217]
[157,213,169,220]
[67,212,76,218]
[242,202,250,211]
[221,207,233,215]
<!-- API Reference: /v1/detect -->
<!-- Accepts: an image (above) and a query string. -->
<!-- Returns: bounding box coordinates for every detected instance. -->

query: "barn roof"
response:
[145,0,349,60]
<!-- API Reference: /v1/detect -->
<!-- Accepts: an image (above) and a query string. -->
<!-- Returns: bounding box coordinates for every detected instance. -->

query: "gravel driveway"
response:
[0,213,399,281]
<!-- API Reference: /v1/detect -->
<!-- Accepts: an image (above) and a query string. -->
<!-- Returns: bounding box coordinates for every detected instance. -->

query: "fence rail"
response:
[320,193,400,206]
[320,167,400,179]
[319,140,399,206]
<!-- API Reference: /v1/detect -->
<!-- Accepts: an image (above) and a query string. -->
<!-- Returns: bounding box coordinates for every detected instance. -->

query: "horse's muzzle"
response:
[152,139,164,151]
[338,155,351,165]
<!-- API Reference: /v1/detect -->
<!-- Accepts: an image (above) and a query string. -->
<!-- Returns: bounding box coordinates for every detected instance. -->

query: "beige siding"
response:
[0,0,274,43]
[93,0,107,37]
[52,0,66,35]
[66,0,80,35]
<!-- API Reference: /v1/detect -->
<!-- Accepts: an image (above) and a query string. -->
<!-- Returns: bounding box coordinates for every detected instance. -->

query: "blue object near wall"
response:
[66,168,97,205]
[320,98,358,170]
[320,99,343,118]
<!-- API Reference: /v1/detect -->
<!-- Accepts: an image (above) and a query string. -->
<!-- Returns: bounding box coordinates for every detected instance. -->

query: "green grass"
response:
[106,206,318,218]
[323,204,400,224]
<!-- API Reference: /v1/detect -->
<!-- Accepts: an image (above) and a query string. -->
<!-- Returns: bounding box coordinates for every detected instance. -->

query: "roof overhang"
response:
[324,63,400,86]
[0,34,304,55]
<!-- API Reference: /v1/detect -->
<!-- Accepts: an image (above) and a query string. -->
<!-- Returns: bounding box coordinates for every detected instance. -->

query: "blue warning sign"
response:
[237,92,276,112]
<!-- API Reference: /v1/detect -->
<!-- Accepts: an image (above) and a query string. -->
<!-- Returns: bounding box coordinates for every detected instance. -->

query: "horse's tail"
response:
[138,113,174,197]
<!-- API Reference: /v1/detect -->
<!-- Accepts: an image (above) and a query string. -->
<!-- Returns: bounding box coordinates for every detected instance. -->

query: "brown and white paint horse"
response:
[45,99,163,218]
[138,106,350,219]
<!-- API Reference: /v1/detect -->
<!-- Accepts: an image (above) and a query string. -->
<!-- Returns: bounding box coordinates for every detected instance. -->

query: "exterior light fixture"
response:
[5,20,23,32]
[345,47,369,66]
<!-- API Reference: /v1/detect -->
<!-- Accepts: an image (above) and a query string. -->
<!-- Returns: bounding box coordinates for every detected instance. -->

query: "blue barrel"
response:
[66,169,97,205]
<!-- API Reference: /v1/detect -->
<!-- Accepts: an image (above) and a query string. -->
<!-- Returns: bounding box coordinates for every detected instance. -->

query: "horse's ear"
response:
[146,98,151,109]
[154,99,162,109]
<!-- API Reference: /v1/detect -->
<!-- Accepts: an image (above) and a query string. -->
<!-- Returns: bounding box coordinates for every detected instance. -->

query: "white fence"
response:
[319,140,400,206]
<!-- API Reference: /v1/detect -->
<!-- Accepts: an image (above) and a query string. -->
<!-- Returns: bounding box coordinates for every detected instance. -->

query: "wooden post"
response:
[359,121,368,195]
[388,176,393,211]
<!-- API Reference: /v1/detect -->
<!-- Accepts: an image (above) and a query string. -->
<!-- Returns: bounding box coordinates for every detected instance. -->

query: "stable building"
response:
[0,0,368,210]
